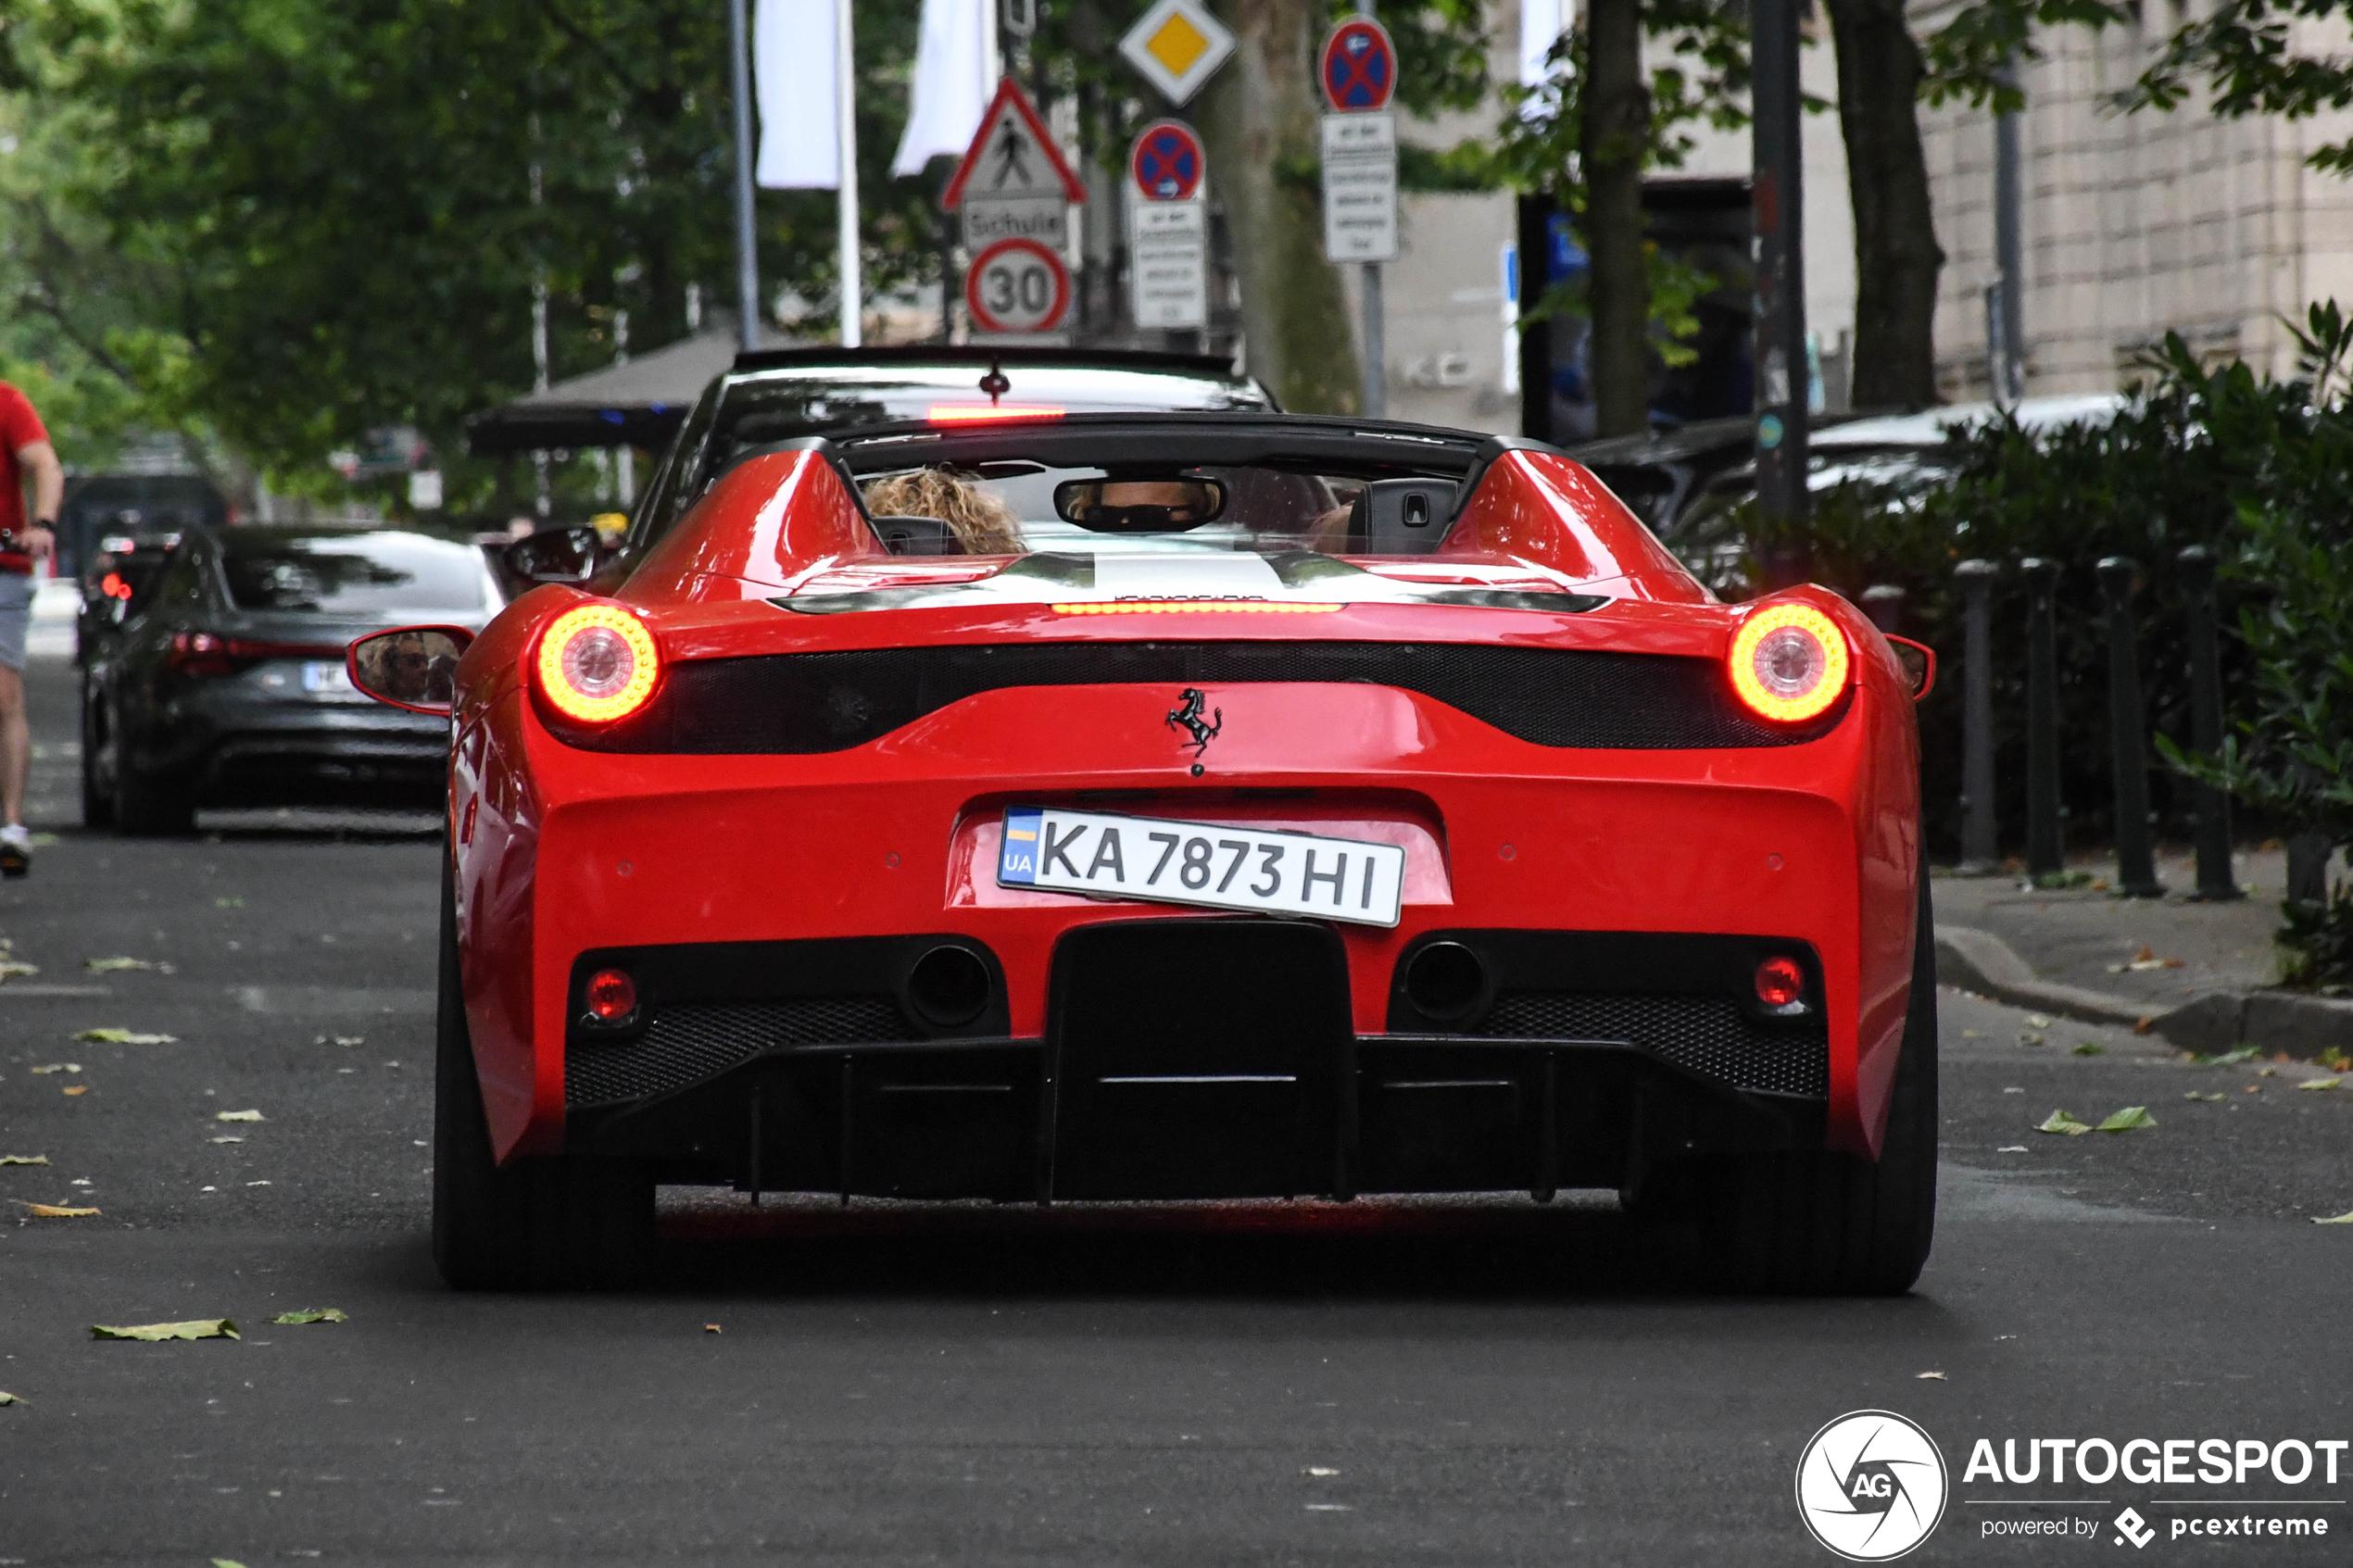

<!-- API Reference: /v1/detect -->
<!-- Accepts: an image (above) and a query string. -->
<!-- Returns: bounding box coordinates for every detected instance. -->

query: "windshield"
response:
[222,533,487,614]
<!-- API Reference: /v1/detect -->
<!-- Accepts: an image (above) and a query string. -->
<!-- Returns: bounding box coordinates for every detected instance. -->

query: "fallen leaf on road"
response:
[0,1155,49,1165]
[0,1391,19,1404]
[208,1136,244,1145]
[1962,1030,1983,1038]
[61,1085,88,1097]
[84,957,174,973]
[212,1560,247,1568]
[0,959,38,981]
[2133,945,2154,962]
[2313,1210,2353,1224]
[29,1063,82,1075]
[2020,1033,2046,1047]
[2322,1047,2351,1072]
[91,1319,238,1341]
[1916,1371,1947,1380]
[1305,1466,1341,1475]
[2124,958,2168,972]
[73,1029,177,1045]
[2259,1065,2281,1077]
[2003,1085,2024,1094]
[2096,1106,2156,1133]
[2296,1076,2342,1092]
[1998,1145,2029,1151]
[2027,1014,2054,1029]
[214,1110,265,1123]
[2133,1016,2155,1035]
[703,1323,722,1334]
[2073,1042,2105,1056]
[270,1308,346,1325]
[2184,1092,2225,1102]
[314,1035,363,1047]
[2196,1047,2259,1065]
[214,897,244,909]
[22,1203,100,1217]
[2037,1110,2092,1135]
[2246,1085,2262,1094]
[2163,959,2184,968]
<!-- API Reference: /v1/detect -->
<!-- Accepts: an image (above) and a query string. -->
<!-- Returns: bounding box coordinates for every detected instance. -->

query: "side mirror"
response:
[1885,634,1936,701]
[348,625,474,715]
[503,524,602,584]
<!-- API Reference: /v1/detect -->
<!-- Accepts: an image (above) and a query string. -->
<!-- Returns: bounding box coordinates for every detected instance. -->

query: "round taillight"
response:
[535,603,660,724]
[1729,603,1850,723]
[585,967,638,1023]
[1755,956,1806,1011]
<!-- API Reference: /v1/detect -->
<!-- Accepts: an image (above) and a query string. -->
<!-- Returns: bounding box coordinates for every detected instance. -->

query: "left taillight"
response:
[534,602,660,724]
[1728,602,1850,723]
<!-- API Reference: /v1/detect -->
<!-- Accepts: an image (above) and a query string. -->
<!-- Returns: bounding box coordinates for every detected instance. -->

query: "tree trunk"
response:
[1198,0,1360,413]
[1825,0,1944,408]
[1580,0,1650,437]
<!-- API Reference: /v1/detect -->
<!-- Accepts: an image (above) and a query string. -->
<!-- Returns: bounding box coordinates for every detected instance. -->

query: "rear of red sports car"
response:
[369,415,1934,1294]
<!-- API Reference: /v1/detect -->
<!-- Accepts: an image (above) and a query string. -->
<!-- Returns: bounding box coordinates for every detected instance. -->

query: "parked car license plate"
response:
[302,660,354,695]
[996,807,1405,927]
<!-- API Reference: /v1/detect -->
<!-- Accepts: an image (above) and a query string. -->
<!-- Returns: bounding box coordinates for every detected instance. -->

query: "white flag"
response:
[892,0,991,177]
[1520,0,1572,89]
[755,0,839,190]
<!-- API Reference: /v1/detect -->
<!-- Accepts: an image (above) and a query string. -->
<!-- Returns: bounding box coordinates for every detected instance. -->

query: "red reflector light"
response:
[535,603,661,724]
[102,572,132,600]
[925,403,1066,424]
[1755,956,1806,1010]
[1728,603,1850,723]
[585,967,638,1022]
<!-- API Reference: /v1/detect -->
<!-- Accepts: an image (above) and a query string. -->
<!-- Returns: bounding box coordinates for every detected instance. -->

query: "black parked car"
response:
[82,524,500,833]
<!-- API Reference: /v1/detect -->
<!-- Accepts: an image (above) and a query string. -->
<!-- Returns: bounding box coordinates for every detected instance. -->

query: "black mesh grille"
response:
[550,642,1843,754]
[565,996,913,1107]
[1478,992,1829,1098]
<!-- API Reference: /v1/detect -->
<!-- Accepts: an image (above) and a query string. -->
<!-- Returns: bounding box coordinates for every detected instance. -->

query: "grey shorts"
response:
[0,573,36,672]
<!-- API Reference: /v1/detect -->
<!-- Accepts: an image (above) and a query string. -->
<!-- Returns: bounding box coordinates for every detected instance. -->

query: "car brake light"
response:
[535,602,660,724]
[101,572,132,600]
[166,632,345,677]
[925,403,1066,424]
[1728,603,1850,723]
[1755,956,1807,1012]
[584,967,638,1023]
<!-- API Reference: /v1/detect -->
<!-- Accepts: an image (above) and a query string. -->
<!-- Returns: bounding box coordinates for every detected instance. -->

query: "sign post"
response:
[944,78,1087,342]
[1127,119,1208,334]
[1319,12,1397,417]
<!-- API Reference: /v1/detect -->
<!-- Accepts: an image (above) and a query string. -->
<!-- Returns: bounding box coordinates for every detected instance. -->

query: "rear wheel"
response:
[79,683,114,829]
[434,856,654,1290]
[1629,866,1939,1296]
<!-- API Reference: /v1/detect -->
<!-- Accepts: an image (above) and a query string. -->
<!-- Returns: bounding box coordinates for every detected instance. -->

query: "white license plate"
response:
[996,807,1405,927]
[302,660,353,695]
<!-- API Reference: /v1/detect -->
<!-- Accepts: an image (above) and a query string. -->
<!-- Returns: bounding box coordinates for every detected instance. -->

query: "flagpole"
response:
[835,0,862,346]
[727,0,760,352]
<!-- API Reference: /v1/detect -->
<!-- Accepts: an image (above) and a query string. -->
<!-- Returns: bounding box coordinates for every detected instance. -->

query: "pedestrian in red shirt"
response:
[0,383,63,876]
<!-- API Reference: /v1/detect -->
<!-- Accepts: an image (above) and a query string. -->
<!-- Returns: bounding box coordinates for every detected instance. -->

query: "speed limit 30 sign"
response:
[965,237,1073,334]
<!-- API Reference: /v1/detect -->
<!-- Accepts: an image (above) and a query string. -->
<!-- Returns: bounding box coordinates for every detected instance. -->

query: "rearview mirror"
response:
[503,523,602,584]
[348,625,474,715]
[1053,477,1226,532]
[1885,634,1936,701]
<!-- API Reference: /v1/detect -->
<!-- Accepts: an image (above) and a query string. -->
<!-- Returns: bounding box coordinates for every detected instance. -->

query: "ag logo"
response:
[1794,1410,1948,1562]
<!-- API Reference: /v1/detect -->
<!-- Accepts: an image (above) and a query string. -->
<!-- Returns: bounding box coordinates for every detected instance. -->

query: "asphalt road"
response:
[5,653,2351,1566]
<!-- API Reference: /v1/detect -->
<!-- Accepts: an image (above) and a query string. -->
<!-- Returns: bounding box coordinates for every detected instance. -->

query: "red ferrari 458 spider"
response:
[350,412,1937,1294]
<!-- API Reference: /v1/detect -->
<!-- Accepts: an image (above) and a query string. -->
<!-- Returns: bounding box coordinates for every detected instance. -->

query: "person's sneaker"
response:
[0,824,30,879]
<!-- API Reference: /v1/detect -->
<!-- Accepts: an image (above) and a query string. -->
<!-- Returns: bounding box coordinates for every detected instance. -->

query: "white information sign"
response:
[1130,200,1209,330]
[1320,111,1398,264]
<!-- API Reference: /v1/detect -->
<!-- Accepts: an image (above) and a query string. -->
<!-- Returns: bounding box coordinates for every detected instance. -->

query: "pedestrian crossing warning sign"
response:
[941,78,1086,210]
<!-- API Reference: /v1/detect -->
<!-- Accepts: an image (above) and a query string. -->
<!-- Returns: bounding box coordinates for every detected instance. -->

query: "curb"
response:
[1934,924,2353,1055]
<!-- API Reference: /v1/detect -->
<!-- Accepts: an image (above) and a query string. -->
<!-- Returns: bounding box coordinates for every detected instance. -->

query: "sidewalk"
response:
[1930,843,2353,1056]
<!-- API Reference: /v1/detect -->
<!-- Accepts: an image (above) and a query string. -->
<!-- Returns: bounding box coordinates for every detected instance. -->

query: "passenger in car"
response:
[861,469,1025,555]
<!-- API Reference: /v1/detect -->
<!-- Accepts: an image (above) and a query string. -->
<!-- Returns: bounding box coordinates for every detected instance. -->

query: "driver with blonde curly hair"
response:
[862,468,1025,556]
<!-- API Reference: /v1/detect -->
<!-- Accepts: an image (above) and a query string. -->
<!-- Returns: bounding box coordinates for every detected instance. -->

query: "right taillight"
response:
[535,603,660,724]
[1755,956,1807,1013]
[583,967,638,1024]
[1729,603,1850,723]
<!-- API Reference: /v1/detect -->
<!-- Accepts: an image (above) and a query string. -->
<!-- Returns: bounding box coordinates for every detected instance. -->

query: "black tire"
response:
[1635,866,1939,1296]
[79,684,114,829]
[434,856,654,1290]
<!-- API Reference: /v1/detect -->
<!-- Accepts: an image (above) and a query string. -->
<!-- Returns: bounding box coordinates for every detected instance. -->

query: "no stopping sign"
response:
[965,238,1072,334]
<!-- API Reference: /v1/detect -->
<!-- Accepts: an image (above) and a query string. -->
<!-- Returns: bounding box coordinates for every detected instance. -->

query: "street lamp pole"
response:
[1751,0,1808,576]
[727,0,761,354]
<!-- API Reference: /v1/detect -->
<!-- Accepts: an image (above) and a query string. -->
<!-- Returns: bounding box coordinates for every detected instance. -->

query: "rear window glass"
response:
[222,534,485,613]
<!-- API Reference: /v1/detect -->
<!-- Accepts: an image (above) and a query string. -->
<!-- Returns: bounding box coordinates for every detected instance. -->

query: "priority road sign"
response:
[1118,0,1237,107]
[1319,18,1397,113]
[1129,119,1205,204]
[965,237,1073,335]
